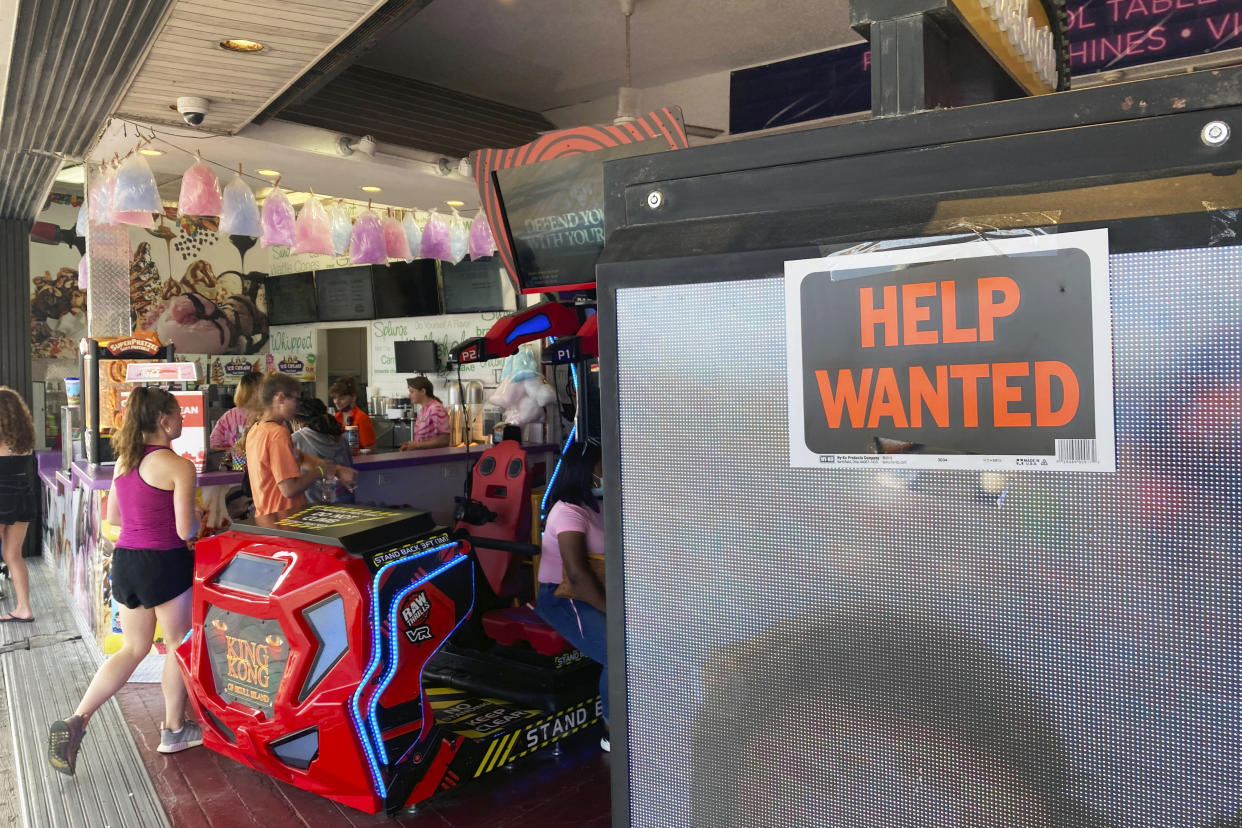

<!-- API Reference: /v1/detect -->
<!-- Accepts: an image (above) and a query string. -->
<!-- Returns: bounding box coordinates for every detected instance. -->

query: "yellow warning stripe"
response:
[425,687,464,696]
[473,738,502,778]
[487,731,522,773]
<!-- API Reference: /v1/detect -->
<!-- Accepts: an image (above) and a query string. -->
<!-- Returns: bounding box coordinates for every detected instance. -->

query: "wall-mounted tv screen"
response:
[394,340,439,374]
[315,266,375,322]
[373,260,440,318]
[265,272,317,326]
[441,257,511,314]
[474,108,689,295]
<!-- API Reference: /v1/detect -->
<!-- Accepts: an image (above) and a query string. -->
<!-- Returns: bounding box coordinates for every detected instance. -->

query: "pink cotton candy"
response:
[348,211,387,265]
[468,213,496,260]
[260,188,296,248]
[177,160,223,217]
[382,215,412,261]
[419,211,452,263]
[292,197,333,255]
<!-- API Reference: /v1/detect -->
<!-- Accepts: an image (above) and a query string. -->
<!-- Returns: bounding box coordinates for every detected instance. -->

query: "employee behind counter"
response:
[399,376,450,452]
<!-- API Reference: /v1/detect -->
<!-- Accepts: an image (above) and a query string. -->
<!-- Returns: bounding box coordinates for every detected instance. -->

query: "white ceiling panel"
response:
[115,0,392,133]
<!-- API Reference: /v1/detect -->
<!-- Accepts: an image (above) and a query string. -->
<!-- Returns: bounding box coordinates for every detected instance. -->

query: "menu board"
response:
[265,272,318,326]
[315,266,375,322]
[441,258,513,314]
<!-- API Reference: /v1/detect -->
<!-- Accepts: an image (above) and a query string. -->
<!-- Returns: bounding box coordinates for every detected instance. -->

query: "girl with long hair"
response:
[48,386,202,775]
[0,387,37,622]
[208,370,262,449]
[291,397,355,504]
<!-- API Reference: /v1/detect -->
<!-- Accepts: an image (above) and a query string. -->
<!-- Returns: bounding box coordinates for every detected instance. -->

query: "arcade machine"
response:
[79,332,176,465]
[426,300,605,710]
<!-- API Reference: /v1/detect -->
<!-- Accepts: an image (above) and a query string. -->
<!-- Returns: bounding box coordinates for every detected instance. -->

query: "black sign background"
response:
[800,248,1096,456]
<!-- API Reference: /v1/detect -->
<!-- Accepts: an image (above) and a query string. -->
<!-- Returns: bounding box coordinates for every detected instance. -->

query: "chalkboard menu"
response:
[316,266,376,322]
[265,272,318,326]
[441,257,509,313]
[373,261,440,317]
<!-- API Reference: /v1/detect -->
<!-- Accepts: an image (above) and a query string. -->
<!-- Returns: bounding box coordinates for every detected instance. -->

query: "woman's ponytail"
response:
[111,387,178,474]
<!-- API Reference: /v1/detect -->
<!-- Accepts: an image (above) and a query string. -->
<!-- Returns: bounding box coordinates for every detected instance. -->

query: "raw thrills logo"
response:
[402,591,433,643]
[522,209,605,250]
[226,635,272,703]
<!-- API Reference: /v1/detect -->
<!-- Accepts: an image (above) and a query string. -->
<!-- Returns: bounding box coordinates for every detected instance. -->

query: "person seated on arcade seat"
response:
[246,374,357,516]
[399,376,450,451]
[534,440,610,751]
[329,376,375,450]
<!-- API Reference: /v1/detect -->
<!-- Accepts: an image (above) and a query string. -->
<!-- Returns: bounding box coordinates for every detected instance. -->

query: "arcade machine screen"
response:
[612,219,1242,826]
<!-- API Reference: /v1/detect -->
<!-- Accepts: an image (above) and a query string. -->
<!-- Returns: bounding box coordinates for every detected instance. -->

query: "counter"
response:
[39,443,555,652]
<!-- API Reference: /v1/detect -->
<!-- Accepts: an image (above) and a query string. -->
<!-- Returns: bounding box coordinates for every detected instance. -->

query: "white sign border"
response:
[785,229,1116,472]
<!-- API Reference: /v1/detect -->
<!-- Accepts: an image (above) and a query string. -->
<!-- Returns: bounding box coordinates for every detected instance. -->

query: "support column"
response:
[0,218,32,399]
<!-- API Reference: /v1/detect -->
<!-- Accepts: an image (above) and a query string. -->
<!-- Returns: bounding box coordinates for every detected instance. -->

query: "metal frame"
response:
[594,67,1242,827]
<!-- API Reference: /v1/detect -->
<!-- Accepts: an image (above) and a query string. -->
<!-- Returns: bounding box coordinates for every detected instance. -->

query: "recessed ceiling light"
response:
[139,148,164,156]
[219,39,265,53]
[256,169,280,177]
[361,185,382,193]
[445,200,465,207]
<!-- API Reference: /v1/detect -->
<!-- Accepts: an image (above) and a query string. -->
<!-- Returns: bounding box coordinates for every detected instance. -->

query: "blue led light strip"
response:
[366,553,470,753]
[541,363,582,521]
[373,562,474,773]
[348,542,459,796]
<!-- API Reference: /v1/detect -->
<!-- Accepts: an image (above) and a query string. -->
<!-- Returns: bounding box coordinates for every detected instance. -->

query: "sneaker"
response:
[48,715,86,776]
[157,720,204,754]
[600,736,610,753]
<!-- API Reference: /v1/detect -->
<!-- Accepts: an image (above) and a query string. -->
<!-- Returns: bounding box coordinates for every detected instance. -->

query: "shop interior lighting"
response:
[139,148,164,157]
[361,185,382,193]
[219,38,265,53]
[445,200,465,208]
[256,169,280,177]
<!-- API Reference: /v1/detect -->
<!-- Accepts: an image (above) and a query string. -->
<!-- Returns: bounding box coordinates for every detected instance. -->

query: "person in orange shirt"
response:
[329,376,375,450]
[247,374,357,517]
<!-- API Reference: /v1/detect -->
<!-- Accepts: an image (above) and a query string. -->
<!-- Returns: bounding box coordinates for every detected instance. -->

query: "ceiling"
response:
[359,0,863,114]
[113,0,394,133]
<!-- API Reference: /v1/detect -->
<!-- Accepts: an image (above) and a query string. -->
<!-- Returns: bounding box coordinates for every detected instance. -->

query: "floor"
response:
[116,680,612,828]
[2,557,612,827]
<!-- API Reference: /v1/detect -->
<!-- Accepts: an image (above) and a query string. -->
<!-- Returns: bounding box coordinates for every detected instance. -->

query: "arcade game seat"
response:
[426,438,600,711]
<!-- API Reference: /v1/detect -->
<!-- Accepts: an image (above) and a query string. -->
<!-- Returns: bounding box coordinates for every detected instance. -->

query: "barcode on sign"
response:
[1055,439,1098,463]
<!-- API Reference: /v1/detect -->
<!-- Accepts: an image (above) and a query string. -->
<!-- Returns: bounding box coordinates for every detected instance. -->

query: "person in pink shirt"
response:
[208,370,262,449]
[400,376,450,451]
[534,440,609,750]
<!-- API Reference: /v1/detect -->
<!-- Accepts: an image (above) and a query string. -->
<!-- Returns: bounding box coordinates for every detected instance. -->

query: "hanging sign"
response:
[785,229,1115,471]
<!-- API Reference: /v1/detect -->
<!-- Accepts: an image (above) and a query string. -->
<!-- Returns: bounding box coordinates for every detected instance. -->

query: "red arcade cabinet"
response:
[177,503,601,814]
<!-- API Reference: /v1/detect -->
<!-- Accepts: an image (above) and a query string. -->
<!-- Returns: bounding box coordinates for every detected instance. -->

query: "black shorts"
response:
[112,546,194,609]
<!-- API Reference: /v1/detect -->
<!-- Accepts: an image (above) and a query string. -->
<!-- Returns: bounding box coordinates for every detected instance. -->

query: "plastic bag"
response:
[467,212,496,260]
[114,155,162,214]
[77,255,89,291]
[382,214,412,261]
[219,174,261,237]
[348,210,387,265]
[88,174,116,226]
[177,160,223,217]
[114,205,154,229]
[292,197,333,255]
[260,188,296,248]
[75,201,88,237]
[420,210,452,263]
[329,202,353,255]
[447,210,469,264]
[402,211,423,259]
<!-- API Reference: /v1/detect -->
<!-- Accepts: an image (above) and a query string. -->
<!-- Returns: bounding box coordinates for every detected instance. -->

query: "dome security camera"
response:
[176,96,209,127]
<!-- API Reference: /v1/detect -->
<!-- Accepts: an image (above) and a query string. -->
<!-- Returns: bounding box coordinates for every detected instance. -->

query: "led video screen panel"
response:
[615,244,1240,827]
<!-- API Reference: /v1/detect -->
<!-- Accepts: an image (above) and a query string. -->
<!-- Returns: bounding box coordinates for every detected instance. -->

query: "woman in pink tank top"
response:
[48,387,203,775]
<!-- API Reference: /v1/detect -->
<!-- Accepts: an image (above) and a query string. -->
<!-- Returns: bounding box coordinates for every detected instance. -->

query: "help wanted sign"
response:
[785,230,1115,472]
